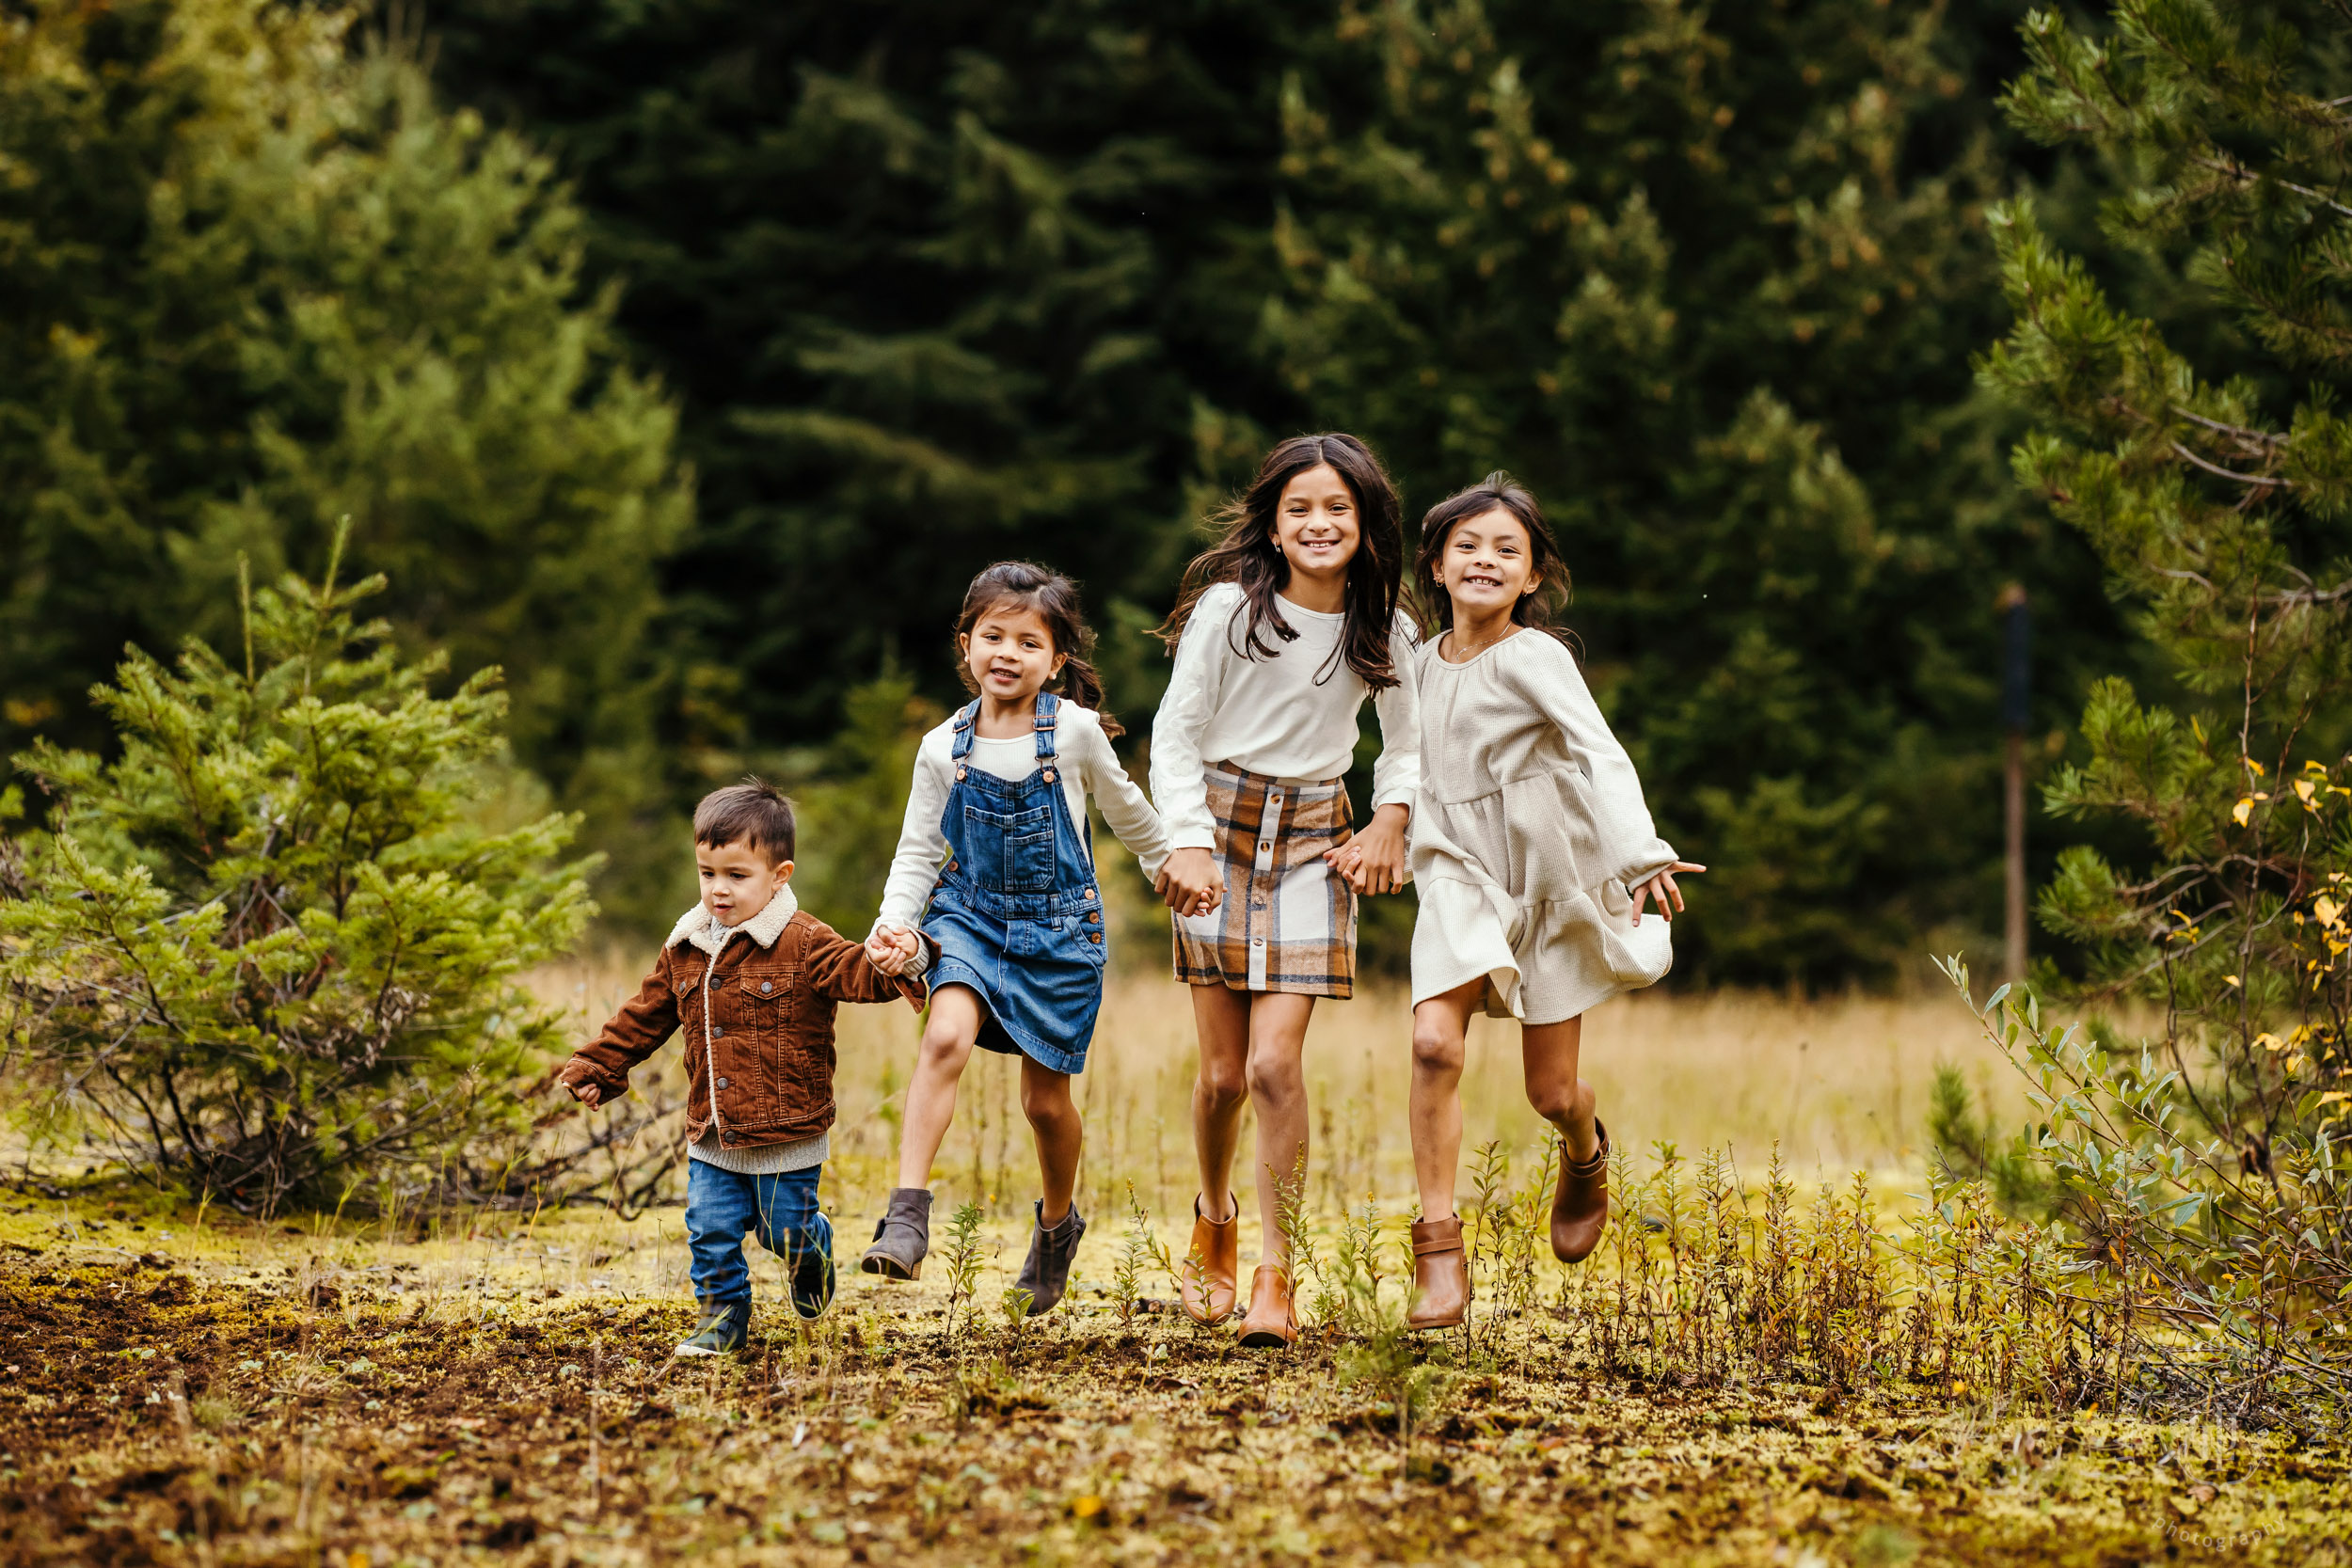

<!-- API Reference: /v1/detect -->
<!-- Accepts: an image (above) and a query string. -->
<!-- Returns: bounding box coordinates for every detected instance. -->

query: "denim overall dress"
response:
[920,691,1107,1074]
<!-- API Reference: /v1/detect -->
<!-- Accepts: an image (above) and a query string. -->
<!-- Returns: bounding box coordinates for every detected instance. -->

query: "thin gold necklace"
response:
[1446,625,1515,661]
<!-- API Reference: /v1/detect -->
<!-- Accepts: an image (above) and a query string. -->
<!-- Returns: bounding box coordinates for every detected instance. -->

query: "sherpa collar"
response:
[666,883,800,958]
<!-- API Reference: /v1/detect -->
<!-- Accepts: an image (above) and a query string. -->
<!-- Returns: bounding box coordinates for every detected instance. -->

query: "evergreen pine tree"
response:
[1,542,595,1215]
[1968,0,2352,1391]
[0,0,690,919]
[1269,0,2121,983]
[421,1,1308,751]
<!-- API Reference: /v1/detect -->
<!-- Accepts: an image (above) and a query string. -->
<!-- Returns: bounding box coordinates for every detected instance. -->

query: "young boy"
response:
[558,780,928,1356]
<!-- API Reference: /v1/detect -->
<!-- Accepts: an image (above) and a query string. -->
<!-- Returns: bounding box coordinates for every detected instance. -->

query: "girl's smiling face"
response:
[1437,506,1541,619]
[1269,462,1362,583]
[960,603,1066,706]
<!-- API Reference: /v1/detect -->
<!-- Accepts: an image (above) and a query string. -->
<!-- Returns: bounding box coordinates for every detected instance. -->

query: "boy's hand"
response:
[866,925,919,975]
[1326,802,1409,895]
[1630,862,1707,926]
[565,1078,607,1111]
[1154,847,1222,918]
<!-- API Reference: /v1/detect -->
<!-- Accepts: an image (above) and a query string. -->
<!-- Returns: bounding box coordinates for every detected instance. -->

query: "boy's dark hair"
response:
[1411,471,1576,652]
[1153,432,1406,691]
[693,778,796,863]
[953,561,1123,737]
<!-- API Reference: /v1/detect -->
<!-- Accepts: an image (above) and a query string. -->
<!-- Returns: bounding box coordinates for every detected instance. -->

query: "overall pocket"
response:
[962,801,1057,892]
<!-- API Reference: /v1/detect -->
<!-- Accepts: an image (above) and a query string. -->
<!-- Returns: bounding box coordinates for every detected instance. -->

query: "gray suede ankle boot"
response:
[1013,1201,1086,1315]
[860,1187,932,1280]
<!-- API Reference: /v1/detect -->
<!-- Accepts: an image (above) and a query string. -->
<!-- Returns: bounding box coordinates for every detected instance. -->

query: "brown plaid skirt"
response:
[1172,766,1356,997]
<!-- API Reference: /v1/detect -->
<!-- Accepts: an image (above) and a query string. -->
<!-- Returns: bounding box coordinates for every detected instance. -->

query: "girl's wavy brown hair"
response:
[1153,433,1405,690]
[954,561,1122,737]
[1411,472,1576,650]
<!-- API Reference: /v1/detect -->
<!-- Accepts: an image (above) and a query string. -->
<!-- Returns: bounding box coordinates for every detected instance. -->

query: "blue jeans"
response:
[683,1159,830,1307]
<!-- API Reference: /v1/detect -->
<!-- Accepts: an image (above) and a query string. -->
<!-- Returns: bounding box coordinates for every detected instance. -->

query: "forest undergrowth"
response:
[3,1132,2344,1568]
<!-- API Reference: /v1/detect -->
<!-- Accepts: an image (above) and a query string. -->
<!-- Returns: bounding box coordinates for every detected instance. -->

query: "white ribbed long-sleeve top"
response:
[874,703,1169,932]
[1148,582,1422,850]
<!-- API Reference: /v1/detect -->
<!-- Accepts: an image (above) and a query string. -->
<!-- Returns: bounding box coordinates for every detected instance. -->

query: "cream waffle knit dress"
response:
[1408,627,1679,1024]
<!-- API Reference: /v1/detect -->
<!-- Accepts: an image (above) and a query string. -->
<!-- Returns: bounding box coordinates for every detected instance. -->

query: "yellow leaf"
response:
[2246,757,2267,777]
[2233,797,2255,825]
[2224,974,2241,987]
[2296,779,2317,804]
[2254,1032,2282,1052]
[2316,895,2341,927]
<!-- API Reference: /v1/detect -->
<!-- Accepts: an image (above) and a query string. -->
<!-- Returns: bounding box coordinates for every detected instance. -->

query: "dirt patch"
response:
[3,1247,2346,1565]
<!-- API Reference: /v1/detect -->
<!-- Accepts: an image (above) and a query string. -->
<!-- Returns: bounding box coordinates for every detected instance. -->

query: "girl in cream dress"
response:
[1399,473,1703,1332]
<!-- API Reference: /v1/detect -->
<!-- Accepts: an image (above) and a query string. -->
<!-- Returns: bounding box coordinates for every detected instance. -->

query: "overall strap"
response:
[949,699,980,761]
[1031,689,1060,765]
[1030,690,1094,875]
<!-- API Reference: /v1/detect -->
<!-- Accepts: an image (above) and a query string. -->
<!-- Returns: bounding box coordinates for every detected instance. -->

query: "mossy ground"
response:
[3,1186,2344,1567]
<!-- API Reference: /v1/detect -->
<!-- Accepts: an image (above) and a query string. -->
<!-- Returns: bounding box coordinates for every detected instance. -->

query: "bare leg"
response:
[1189,983,1250,1223]
[1408,980,1485,1222]
[1521,1013,1597,1161]
[1243,992,1318,1267]
[893,986,984,1192]
[1019,1056,1084,1225]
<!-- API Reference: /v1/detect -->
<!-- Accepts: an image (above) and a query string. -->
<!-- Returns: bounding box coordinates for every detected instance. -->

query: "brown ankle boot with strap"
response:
[1406,1216,1469,1330]
[1551,1118,1612,1264]
[1236,1264,1295,1348]
[1179,1195,1239,1325]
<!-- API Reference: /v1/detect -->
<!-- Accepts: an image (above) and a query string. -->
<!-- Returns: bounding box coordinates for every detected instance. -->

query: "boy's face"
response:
[696,838,792,927]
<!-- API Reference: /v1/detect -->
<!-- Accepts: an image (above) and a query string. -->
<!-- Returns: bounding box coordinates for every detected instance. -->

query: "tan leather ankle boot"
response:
[1406,1215,1470,1330]
[1236,1264,1295,1347]
[1179,1195,1239,1325]
[1551,1117,1612,1263]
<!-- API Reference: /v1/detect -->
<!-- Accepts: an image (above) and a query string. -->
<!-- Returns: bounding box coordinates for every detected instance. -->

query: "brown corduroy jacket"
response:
[556,890,925,1150]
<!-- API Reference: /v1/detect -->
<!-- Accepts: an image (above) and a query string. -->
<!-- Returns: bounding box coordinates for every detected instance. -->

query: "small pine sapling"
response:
[1000,1284,1035,1338]
[941,1201,988,1340]
[1273,1150,1321,1337]
[1110,1183,1162,1328]
[1464,1139,1510,1350]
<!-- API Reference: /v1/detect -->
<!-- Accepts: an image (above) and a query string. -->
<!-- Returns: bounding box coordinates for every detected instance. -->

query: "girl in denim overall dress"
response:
[860,562,1173,1311]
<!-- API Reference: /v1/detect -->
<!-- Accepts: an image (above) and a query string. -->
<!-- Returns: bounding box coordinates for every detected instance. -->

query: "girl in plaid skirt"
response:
[1150,434,1422,1347]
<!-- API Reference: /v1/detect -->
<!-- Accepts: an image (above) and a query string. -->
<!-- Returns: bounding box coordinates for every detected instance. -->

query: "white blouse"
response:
[1148,581,1422,850]
[874,703,1169,931]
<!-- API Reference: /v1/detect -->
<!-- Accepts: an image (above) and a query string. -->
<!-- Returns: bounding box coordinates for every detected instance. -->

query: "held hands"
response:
[1630,862,1707,926]
[1154,847,1223,918]
[1325,802,1410,895]
[865,923,923,976]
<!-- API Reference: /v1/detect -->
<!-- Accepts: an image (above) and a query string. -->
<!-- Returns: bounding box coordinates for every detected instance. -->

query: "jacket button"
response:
[716,1076,729,1089]
[711,1025,726,1038]
[761,980,773,993]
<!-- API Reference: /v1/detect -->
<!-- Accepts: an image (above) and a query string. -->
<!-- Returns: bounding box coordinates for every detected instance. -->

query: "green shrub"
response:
[0,541,594,1214]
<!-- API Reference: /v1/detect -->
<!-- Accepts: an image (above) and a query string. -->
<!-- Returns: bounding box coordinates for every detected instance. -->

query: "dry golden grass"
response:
[530,947,2031,1267]
[8,957,2339,1567]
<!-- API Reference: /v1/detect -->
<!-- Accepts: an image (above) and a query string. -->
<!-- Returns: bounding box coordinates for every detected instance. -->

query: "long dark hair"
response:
[1412,472,1574,648]
[953,561,1122,737]
[1153,433,1405,691]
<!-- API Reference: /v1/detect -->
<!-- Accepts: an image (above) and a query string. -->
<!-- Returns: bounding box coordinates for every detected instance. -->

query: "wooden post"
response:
[1999,584,2030,982]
